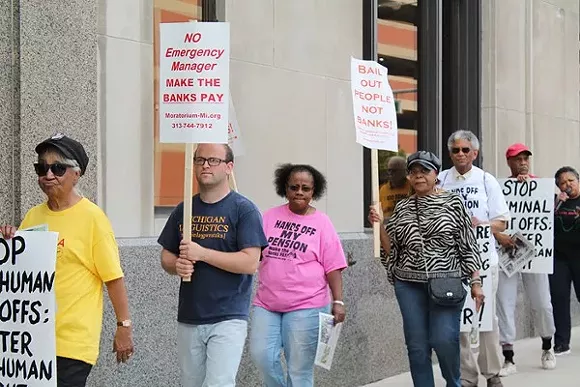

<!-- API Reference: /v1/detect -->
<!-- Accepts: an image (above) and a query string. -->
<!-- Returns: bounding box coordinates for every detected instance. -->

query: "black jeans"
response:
[549,258,580,347]
[57,356,93,387]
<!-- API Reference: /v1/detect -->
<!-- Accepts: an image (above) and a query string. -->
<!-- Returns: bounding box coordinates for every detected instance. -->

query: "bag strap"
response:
[414,197,430,279]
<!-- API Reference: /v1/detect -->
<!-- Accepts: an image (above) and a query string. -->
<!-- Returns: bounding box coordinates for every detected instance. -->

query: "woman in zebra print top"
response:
[369,151,483,387]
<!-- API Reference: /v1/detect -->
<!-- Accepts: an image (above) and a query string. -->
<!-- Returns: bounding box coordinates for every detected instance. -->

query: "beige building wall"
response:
[481,0,580,178]
[224,0,364,233]
[97,0,365,237]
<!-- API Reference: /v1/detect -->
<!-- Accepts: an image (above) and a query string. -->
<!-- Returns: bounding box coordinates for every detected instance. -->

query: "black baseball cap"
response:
[35,133,89,176]
[407,151,441,172]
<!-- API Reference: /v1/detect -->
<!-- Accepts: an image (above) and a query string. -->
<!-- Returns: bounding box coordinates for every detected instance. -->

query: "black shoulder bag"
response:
[415,197,467,307]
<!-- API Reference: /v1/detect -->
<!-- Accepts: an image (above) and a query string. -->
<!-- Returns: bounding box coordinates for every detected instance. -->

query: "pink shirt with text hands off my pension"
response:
[254,204,348,313]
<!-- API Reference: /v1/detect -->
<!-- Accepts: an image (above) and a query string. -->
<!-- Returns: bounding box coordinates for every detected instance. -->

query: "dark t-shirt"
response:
[157,191,268,325]
[554,195,580,260]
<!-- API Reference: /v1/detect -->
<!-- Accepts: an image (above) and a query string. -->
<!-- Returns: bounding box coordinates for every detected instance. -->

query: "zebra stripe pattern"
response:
[381,190,482,284]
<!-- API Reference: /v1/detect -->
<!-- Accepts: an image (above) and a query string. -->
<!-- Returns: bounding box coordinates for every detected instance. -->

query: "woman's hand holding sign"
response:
[0,225,17,239]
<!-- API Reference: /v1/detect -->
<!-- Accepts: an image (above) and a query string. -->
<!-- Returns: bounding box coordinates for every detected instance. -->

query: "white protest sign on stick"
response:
[159,22,230,282]
[350,57,398,257]
[460,225,493,332]
[1,231,59,387]
[497,178,554,274]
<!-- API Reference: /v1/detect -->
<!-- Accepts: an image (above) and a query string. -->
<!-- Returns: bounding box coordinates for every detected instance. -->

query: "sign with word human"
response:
[350,57,398,151]
[159,22,230,144]
[460,225,493,332]
[228,93,245,156]
[1,231,59,387]
[497,178,554,274]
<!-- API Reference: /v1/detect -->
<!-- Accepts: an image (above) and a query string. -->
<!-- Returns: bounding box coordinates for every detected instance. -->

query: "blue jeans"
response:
[177,319,247,387]
[249,305,330,387]
[395,280,462,387]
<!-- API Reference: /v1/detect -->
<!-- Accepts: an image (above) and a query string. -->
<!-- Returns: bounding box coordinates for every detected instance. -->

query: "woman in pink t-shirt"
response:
[249,163,348,387]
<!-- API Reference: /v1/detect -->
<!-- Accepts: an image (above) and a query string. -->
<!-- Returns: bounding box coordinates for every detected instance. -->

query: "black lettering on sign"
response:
[475,226,490,239]
[462,307,474,325]
[0,300,42,325]
[0,237,26,266]
[481,258,490,271]
[0,331,33,357]
[502,179,538,196]
[0,271,55,294]
[0,357,53,381]
[517,216,549,231]
[508,199,551,214]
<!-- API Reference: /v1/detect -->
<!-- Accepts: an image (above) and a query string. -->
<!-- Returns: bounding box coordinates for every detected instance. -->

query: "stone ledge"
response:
[87,235,580,386]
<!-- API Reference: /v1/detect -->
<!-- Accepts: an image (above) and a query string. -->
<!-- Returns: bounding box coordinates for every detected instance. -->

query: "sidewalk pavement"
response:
[363,327,580,386]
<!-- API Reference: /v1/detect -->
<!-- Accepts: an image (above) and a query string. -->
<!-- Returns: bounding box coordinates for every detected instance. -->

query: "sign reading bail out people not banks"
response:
[0,231,59,387]
[159,22,230,282]
[350,57,399,257]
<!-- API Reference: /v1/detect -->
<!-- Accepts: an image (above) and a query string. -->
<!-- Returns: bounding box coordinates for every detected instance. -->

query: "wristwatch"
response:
[117,319,132,328]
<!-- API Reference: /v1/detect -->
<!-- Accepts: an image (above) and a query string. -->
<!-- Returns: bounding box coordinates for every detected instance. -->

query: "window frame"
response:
[362,0,482,226]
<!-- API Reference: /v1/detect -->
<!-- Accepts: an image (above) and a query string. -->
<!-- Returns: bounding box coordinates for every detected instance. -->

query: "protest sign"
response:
[1,231,59,387]
[497,178,554,274]
[350,57,398,152]
[159,22,230,144]
[460,225,493,332]
[227,93,245,157]
[159,21,230,282]
[350,57,399,257]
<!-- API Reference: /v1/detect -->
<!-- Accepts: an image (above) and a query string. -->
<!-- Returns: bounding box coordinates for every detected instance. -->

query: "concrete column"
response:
[481,0,580,176]
[19,1,99,213]
[0,0,19,224]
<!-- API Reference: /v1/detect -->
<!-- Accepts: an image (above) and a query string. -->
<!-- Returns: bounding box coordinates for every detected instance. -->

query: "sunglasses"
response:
[451,147,471,154]
[33,162,73,177]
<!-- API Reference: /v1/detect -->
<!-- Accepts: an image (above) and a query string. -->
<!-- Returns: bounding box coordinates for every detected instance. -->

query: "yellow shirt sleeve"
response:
[19,208,35,229]
[93,232,124,282]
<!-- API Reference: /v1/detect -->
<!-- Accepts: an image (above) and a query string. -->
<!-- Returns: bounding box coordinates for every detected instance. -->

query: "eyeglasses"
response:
[288,185,313,193]
[193,157,230,166]
[407,168,431,177]
[33,162,73,177]
[451,147,471,154]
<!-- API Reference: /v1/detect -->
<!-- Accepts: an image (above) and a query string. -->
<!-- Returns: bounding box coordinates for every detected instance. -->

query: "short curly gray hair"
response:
[447,130,480,151]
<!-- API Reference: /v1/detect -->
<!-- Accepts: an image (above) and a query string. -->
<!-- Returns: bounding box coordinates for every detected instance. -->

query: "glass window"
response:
[376,0,418,184]
[153,0,201,209]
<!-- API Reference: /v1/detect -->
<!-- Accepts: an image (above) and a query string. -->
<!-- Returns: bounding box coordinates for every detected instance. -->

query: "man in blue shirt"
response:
[158,143,268,387]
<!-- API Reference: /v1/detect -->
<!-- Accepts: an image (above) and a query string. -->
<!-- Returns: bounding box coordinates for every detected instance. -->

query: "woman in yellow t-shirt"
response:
[0,133,134,387]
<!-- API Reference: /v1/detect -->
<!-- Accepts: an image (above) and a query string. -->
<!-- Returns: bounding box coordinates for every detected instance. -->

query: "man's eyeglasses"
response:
[33,162,73,177]
[193,157,230,166]
[451,147,471,154]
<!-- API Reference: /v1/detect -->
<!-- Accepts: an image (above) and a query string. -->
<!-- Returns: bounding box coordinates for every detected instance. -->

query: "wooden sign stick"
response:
[229,171,238,192]
[182,143,196,282]
[371,148,381,258]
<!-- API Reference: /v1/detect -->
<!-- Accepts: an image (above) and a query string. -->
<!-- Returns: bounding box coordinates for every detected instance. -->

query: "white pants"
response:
[496,269,555,345]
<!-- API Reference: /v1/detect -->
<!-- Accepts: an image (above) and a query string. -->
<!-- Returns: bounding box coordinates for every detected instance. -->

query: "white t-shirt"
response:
[438,166,511,266]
